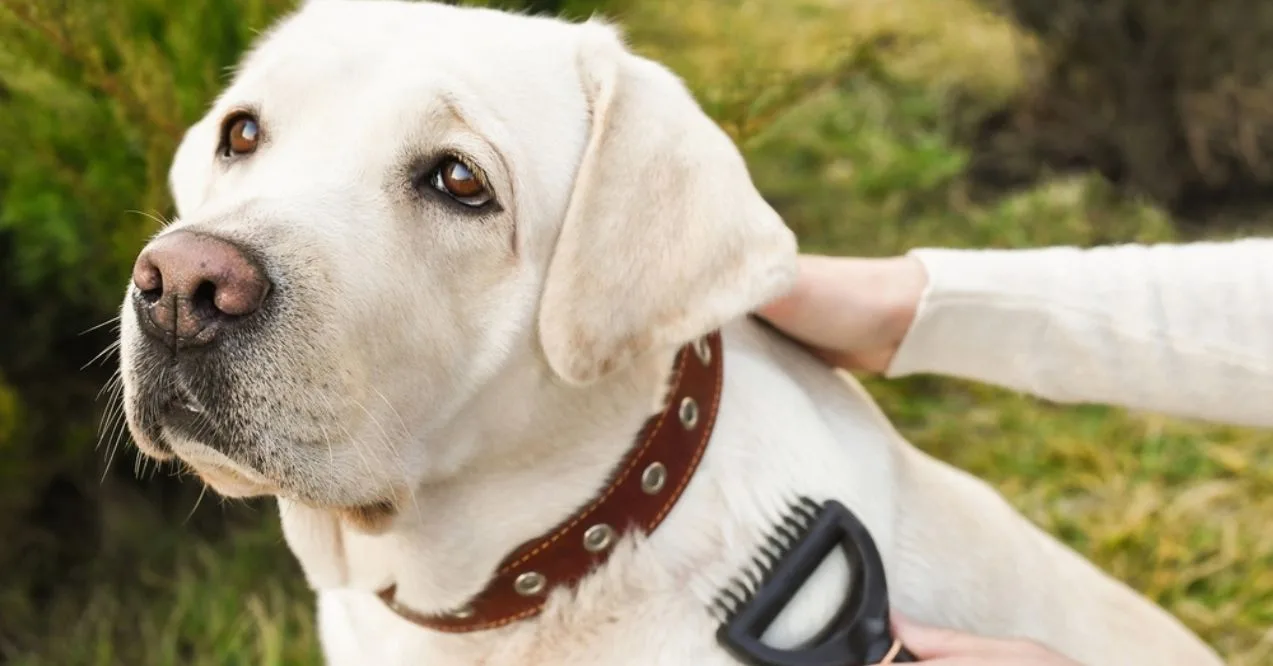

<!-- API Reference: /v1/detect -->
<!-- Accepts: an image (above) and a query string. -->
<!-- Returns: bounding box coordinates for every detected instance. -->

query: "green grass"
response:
[2,487,318,666]
[9,0,1273,664]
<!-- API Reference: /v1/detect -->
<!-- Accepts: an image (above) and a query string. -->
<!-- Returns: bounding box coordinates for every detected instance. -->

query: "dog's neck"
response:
[279,333,700,622]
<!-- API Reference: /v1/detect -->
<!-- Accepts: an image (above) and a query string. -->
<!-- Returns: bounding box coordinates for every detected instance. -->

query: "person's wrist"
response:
[866,255,926,373]
[754,253,928,375]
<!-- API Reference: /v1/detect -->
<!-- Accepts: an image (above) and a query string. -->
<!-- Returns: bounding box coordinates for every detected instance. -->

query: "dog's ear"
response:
[537,24,798,386]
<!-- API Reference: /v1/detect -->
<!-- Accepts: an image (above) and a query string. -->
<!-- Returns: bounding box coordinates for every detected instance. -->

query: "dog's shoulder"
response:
[719,316,906,441]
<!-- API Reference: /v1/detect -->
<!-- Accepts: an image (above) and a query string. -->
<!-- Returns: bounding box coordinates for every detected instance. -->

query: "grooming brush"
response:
[712,497,917,666]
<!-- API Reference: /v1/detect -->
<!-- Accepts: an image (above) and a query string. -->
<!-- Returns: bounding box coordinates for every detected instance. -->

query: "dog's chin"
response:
[127,391,402,530]
[190,462,279,498]
[159,427,401,532]
[164,434,281,498]
[131,432,177,461]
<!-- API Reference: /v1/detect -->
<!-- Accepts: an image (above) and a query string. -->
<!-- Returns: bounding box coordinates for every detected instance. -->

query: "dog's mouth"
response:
[129,368,400,520]
[157,381,210,435]
[122,321,407,518]
[143,372,228,449]
[142,385,274,496]
[126,356,263,474]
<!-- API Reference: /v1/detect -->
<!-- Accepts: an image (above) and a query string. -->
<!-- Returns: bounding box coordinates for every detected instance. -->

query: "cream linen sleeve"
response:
[885,239,1273,428]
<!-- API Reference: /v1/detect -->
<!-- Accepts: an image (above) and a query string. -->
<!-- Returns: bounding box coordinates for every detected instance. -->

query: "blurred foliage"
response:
[0,0,1270,664]
[0,0,303,655]
[970,0,1273,224]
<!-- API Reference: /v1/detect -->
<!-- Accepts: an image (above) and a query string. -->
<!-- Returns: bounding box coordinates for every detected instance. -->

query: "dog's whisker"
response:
[100,382,128,454]
[83,340,123,371]
[100,398,131,481]
[315,406,336,467]
[95,372,124,444]
[345,398,391,495]
[184,483,210,525]
[314,393,346,469]
[358,394,412,479]
[317,395,396,516]
[125,208,174,231]
[370,386,410,440]
[350,395,421,521]
[365,389,424,519]
[79,315,121,337]
[95,369,124,403]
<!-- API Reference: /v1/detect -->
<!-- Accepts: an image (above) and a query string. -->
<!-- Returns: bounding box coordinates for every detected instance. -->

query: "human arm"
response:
[758,239,1273,429]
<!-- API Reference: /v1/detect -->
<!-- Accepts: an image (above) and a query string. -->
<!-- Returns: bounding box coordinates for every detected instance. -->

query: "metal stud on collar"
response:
[679,396,699,429]
[583,524,616,553]
[642,462,668,494]
[693,336,712,365]
[514,571,547,596]
[446,604,476,620]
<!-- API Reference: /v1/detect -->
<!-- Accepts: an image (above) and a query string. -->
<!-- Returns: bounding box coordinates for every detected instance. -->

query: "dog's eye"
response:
[429,158,492,208]
[221,113,261,156]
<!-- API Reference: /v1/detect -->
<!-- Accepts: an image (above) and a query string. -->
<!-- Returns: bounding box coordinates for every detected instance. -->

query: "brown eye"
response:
[430,157,492,207]
[222,113,261,156]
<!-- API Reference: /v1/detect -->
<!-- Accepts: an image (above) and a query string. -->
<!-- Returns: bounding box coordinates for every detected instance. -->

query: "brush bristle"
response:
[709,496,823,623]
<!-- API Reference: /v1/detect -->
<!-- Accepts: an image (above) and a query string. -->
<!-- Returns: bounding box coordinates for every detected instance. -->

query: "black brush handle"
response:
[891,646,918,663]
[717,499,926,666]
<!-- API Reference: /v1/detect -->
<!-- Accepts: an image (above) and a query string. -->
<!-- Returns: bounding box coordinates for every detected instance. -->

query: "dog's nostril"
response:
[133,258,164,304]
[129,230,269,345]
[191,280,220,318]
[139,283,163,306]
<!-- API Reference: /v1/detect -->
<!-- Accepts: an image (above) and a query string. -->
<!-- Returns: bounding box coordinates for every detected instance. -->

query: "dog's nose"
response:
[131,230,269,346]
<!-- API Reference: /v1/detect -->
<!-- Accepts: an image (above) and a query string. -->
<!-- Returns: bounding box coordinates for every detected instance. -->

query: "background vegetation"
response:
[1,0,1269,663]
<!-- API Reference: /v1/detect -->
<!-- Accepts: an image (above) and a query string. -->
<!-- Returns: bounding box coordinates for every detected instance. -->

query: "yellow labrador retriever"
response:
[117,1,1224,664]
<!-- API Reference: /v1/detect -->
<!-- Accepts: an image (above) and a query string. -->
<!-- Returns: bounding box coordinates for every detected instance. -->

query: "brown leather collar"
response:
[377,331,724,633]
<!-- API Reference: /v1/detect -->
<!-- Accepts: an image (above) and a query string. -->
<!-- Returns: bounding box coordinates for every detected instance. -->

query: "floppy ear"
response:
[538,24,798,386]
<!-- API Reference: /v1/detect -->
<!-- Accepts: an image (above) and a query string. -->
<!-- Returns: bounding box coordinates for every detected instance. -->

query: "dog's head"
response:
[118,0,796,512]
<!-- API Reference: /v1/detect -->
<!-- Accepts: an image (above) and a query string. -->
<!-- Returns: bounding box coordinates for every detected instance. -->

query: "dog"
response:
[116,1,1226,664]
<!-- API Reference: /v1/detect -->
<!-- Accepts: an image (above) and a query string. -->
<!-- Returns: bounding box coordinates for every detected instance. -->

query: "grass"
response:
[10,0,1273,663]
[2,484,318,666]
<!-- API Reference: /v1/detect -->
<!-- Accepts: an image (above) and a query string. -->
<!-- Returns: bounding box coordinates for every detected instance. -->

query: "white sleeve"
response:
[885,239,1273,428]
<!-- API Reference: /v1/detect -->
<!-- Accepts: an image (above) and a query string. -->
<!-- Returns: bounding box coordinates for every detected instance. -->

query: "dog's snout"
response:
[131,230,270,346]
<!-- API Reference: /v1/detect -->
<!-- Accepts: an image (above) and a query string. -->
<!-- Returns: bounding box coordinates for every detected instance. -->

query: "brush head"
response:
[709,497,915,666]
[711,497,825,625]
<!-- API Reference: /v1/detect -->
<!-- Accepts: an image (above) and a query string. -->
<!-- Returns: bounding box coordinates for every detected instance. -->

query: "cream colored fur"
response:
[117,1,1224,664]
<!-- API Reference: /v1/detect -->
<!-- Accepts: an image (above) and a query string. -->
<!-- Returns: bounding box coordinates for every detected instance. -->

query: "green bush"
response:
[0,0,304,650]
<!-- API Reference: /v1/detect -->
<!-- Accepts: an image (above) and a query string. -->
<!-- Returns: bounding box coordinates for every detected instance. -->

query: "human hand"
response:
[881,614,1083,666]
[755,254,928,373]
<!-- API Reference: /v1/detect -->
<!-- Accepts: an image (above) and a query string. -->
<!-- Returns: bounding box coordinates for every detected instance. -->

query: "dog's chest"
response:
[316,587,744,665]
